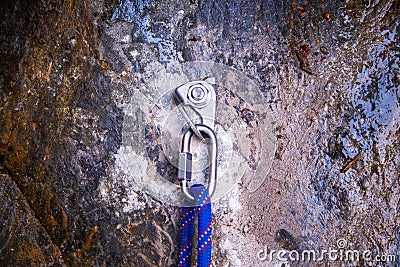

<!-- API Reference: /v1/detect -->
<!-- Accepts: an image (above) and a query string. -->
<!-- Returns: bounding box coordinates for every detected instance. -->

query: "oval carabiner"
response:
[178,124,217,202]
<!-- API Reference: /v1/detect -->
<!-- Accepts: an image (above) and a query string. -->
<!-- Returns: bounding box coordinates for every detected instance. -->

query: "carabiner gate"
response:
[178,124,217,202]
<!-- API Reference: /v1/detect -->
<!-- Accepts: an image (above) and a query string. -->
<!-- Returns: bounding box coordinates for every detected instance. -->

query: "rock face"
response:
[0,0,399,266]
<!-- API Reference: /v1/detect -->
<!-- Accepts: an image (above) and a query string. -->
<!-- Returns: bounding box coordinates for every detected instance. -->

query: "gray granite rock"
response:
[0,0,399,266]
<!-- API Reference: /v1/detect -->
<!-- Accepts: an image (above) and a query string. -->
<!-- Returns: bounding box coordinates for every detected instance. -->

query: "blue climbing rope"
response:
[178,184,212,267]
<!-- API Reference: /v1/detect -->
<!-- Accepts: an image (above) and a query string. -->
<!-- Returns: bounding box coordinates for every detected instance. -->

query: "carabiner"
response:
[178,124,217,202]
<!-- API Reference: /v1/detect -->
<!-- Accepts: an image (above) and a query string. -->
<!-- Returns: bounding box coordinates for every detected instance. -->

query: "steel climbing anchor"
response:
[174,81,217,202]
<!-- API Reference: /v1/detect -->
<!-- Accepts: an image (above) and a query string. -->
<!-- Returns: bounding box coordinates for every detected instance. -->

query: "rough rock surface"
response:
[0,0,399,266]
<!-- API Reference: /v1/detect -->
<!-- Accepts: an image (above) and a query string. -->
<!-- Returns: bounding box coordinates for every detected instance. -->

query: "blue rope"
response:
[178,184,212,267]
